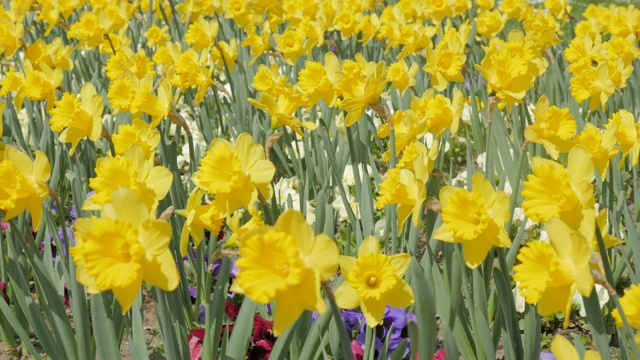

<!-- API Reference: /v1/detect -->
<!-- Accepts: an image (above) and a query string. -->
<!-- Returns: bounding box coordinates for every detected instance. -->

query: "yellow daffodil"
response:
[550,335,601,360]
[613,284,640,329]
[334,236,414,327]
[569,63,616,112]
[376,155,429,232]
[105,48,155,81]
[592,209,623,251]
[475,10,507,39]
[387,60,418,96]
[248,91,316,136]
[424,36,466,92]
[475,31,547,110]
[108,73,172,128]
[297,52,341,107]
[175,188,224,256]
[0,147,51,229]
[83,144,173,212]
[230,210,339,336]
[432,172,511,269]
[226,207,265,248]
[574,124,617,180]
[185,17,219,51]
[273,27,307,64]
[144,24,170,48]
[15,61,63,111]
[513,218,594,328]
[212,39,238,73]
[49,83,104,155]
[242,26,271,65]
[68,10,109,49]
[524,95,577,160]
[340,61,388,127]
[521,146,595,230]
[606,110,640,167]
[71,188,179,314]
[193,133,275,216]
[112,119,161,158]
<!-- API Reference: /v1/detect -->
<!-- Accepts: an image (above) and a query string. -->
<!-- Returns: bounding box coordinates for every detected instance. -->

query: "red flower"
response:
[188,329,206,360]
[0,282,8,304]
[225,300,241,319]
[248,315,276,360]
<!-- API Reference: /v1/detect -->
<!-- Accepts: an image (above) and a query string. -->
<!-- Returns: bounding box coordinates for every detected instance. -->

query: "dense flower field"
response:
[1,0,640,359]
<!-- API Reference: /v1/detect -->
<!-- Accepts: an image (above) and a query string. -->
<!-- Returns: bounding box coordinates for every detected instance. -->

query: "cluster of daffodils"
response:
[3,0,640,357]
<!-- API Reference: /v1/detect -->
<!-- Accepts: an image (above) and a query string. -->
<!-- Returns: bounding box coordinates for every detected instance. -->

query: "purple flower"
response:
[540,352,557,360]
[352,306,415,359]
[342,309,364,335]
[212,259,239,278]
[41,227,72,261]
[198,304,206,324]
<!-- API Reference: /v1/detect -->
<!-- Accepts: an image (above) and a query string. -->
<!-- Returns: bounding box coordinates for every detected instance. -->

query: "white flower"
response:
[571,284,609,317]
[332,187,359,222]
[342,164,373,187]
[512,207,537,230]
[275,177,300,208]
[513,283,526,313]
[452,170,468,187]
[375,219,386,237]
[461,103,472,124]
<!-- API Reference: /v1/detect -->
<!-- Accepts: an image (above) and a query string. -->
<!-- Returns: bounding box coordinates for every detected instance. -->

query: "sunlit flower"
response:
[521,146,595,230]
[550,335,601,360]
[376,155,429,232]
[335,236,414,327]
[340,61,388,127]
[0,147,51,229]
[387,60,418,95]
[71,188,179,313]
[606,110,640,166]
[226,207,265,248]
[112,118,161,158]
[513,218,594,328]
[83,145,173,212]
[230,210,339,336]
[524,95,576,159]
[175,189,224,256]
[569,63,616,112]
[185,17,219,51]
[248,92,316,136]
[193,133,275,215]
[575,123,617,179]
[432,172,511,268]
[612,284,640,329]
[49,83,104,155]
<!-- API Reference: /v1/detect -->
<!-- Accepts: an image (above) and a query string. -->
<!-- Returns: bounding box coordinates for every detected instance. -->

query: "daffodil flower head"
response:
[193,132,275,215]
[524,95,577,160]
[521,145,595,229]
[83,144,173,212]
[0,147,51,229]
[112,118,161,158]
[334,236,414,327]
[230,209,339,336]
[432,172,511,268]
[49,82,104,155]
[551,335,602,360]
[175,188,224,256]
[575,123,618,180]
[612,284,640,329]
[71,188,179,314]
[513,218,594,328]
